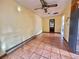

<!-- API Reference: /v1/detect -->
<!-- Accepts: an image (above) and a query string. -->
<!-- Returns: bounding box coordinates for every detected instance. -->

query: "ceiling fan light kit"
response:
[53,12,58,14]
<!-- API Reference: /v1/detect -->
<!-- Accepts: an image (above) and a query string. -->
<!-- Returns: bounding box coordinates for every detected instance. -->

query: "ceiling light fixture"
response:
[17,6,21,12]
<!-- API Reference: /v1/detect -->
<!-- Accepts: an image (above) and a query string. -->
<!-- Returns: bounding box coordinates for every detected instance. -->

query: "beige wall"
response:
[63,1,71,42]
[0,0,42,55]
[42,15,62,33]
[42,17,49,32]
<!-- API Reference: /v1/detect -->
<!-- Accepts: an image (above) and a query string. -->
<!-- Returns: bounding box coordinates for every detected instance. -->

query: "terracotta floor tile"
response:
[44,44,52,52]
[6,48,24,58]
[51,53,61,59]
[42,50,51,59]
[2,56,8,59]
[23,45,33,50]
[52,46,60,54]
[31,40,41,45]
[34,48,43,55]
[37,43,45,50]
[70,53,79,59]
[30,53,41,59]
[59,49,71,57]
[4,51,23,59]
[1,33,75,59]
[40,56,48,59]
[23,45,37,53]
[27,42,37,47]
[22,50,33,59]
[7,55,23,59]
[61,55,72,59]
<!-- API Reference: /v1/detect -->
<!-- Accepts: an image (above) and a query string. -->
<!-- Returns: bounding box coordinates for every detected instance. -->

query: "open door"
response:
[49,19,55,33]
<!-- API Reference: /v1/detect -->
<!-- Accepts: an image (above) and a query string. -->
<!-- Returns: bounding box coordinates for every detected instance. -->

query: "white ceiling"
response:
[16,0,70,17]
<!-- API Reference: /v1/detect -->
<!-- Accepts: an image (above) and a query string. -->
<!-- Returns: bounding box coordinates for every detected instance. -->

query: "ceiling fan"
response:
[34,0,58,13]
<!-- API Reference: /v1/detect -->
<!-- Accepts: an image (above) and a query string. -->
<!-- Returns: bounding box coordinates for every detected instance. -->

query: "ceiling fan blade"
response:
[40,0,48,8]
[47,4,58,7]
[34,8,42,10]
[40,0,44,6]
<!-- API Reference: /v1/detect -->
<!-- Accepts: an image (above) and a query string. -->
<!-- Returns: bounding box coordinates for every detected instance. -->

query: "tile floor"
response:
[1,33,79,59]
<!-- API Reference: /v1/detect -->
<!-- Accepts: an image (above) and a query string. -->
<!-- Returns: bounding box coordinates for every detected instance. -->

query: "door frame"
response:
[49,19,55,33]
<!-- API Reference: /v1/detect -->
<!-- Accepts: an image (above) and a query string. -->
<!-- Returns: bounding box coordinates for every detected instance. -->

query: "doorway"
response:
[49,19,55,33]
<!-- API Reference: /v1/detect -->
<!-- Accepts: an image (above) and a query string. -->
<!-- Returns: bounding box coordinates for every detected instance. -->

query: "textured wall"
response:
[63,1,71,42]
[0,0,42,55]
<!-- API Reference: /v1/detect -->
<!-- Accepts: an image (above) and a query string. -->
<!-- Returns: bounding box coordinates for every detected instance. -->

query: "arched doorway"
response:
[49,19,55,33]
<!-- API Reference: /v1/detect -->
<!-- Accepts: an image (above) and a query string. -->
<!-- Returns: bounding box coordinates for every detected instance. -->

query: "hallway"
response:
[2,33,79,59]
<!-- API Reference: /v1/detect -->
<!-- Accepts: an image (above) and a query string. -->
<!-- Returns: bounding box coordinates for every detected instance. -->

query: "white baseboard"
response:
[35,30,42,35]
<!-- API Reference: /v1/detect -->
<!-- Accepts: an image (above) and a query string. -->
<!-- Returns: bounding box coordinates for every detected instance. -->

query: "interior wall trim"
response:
[63,37,72,52]
[43,32,61,34]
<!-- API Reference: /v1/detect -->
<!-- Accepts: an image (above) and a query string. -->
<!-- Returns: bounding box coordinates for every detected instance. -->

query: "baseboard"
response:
[54,32,61,34]
[43,32,49,33]
[43,32,61,34]
[6,35,37,53]
[63,37,68,44]
[35,30,42,35]
[0,31,42,57]
[0,34,38,58]
[63,37,72,52]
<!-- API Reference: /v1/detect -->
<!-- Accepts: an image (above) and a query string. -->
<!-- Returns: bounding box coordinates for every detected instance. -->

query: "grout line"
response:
[59,49,62,59]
